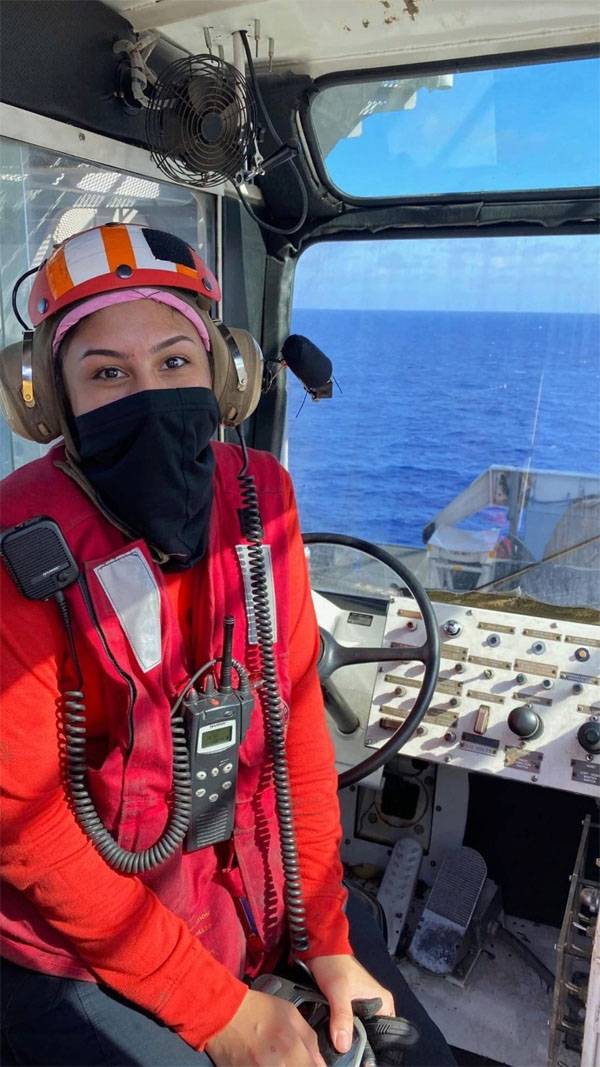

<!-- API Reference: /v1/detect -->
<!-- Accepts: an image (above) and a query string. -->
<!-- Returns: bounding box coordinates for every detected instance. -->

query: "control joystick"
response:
[508,703,543,740]
[353,998,420,1066]
[252,974,420,1066]
[252,974,367,1066]
[577,720,600,755]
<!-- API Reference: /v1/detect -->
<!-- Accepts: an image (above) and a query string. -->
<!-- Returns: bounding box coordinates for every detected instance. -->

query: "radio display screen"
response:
[201,724,234,749]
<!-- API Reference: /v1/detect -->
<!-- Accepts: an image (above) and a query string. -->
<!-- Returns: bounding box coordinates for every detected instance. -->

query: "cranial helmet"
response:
[0,223,263,448]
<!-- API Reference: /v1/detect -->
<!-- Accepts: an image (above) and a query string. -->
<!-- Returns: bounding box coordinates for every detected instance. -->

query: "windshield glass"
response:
[309,55,600,198]
[287,235,600,611]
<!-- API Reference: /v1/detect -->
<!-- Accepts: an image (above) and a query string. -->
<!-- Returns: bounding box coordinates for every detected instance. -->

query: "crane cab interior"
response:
[1,2,599,1064]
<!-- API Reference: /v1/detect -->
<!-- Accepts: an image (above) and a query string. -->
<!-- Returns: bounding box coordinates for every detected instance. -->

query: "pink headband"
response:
[51,288,211,358]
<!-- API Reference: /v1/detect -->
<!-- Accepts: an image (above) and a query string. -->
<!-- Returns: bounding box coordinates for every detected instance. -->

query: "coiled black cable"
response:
[55,592,192,874]
[236,430,309,955]
[234,29,309,237]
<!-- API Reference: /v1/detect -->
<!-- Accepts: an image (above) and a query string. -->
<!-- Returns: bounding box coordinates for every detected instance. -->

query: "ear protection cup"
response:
[0,293,264,443]
[0,319,64,443]
[201,314,263,427]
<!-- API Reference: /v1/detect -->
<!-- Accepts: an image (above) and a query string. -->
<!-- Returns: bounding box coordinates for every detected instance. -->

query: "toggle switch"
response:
[474,705,490,735]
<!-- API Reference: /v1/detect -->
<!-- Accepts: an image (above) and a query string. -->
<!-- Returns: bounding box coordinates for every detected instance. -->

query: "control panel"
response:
[366,598,600,797]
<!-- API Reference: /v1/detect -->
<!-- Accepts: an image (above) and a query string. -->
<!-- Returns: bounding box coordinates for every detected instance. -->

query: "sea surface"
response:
[286,309,600,548]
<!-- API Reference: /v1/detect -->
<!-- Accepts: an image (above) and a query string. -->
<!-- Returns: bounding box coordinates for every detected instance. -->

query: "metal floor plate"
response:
[398,917,579,1067]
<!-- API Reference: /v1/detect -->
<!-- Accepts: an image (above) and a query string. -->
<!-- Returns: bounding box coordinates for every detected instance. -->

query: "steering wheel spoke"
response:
[303,533,441,789]
[319,631,430,680]
[322,683,361,735]
[370,641,430,664]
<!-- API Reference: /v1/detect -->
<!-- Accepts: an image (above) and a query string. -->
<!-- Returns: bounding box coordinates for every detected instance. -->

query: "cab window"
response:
[288,233,600,609]
[0,137,215,477]
[309,54,600,198]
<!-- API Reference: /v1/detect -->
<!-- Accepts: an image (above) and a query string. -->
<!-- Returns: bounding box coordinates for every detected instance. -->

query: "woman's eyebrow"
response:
[151,334,197,353]
[79,348,128,361]
[78,335,197,361]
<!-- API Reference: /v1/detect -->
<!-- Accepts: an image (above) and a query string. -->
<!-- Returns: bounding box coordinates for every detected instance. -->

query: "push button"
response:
[222,781,232,790]
[195,788,206,798]
[211,767,220,777]
[196,771,207,780]
[209,793,219,803]
[223,763,233,773]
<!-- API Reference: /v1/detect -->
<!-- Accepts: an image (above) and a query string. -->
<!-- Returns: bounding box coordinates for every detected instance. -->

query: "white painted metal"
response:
[367,597,600,797]
[312,590,600,796]
[103,0,600,77]
[312,588,387,776]
[425,762,470,888]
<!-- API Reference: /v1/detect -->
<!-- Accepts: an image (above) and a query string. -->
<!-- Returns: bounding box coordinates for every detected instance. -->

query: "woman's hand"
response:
[205,988,327,1067]
[307,955,395,1054]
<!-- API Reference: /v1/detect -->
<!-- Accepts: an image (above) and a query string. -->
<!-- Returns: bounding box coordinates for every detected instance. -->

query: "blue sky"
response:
[317,58,600,198]
[293,235,600,313]
[297,57,600,313]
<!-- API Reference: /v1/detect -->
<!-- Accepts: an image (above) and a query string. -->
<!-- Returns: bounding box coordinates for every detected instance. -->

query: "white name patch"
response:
[94,548,161,672]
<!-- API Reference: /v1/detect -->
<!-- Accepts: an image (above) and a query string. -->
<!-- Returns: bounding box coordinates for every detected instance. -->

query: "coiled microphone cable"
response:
[236,429,309,955]
[55,590,193,874]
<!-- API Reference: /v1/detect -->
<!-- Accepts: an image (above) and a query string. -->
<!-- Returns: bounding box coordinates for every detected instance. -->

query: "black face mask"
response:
[75,388,220,567]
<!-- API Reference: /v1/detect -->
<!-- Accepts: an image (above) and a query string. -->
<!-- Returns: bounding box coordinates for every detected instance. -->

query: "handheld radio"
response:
[183,617,254,851]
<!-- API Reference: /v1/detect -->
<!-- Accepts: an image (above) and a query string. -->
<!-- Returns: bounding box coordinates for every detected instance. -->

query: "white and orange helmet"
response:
[29,223,220,326]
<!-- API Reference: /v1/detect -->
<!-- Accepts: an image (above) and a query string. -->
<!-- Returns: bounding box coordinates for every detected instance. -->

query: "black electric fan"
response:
[145,54,257,188]
[139,34,308,235]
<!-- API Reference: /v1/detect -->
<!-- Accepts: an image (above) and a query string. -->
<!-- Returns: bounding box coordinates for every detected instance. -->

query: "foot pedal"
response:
[408,846,487,974]
[377,837,423,954]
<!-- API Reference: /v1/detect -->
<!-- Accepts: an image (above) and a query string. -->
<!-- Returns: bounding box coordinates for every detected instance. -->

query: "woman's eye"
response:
[163,356,189,369]
[93,367,125,381]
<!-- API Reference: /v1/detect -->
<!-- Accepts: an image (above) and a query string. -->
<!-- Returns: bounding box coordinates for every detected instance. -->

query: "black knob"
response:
[508,704,543,740]
[577,721,600,755]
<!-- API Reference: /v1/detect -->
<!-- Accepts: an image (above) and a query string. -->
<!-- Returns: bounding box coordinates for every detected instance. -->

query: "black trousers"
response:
[1,895,455,1066]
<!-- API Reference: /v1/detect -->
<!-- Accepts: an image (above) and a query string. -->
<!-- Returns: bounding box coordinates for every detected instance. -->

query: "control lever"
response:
[252,974,419,1066]
[252,974,366,1067]
[354,998,420,1066]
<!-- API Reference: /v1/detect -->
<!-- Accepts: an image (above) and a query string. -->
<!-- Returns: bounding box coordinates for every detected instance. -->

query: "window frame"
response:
[299,42,600,209]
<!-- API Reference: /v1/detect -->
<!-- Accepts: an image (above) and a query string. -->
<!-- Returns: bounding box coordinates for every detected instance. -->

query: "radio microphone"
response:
[263,335,334,400]
[281,335,333,399]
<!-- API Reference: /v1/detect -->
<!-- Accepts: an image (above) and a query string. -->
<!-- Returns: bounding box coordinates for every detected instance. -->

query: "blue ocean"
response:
[286,309,600,548]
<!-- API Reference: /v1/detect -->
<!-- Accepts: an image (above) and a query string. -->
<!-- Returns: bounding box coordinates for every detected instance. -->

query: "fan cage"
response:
[145,55,257,188]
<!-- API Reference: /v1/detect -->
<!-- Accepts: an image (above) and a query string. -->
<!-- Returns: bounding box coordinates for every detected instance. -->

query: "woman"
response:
[0,224,454,1066]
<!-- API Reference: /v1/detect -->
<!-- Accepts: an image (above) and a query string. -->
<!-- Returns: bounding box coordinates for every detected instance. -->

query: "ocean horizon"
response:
[286,308,600,548]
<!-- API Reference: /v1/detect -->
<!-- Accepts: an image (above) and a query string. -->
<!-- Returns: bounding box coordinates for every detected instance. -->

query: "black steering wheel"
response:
[302,533,440,790]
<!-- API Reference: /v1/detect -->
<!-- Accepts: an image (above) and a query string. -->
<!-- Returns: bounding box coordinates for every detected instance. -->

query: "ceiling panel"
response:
[104,0,600,76]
